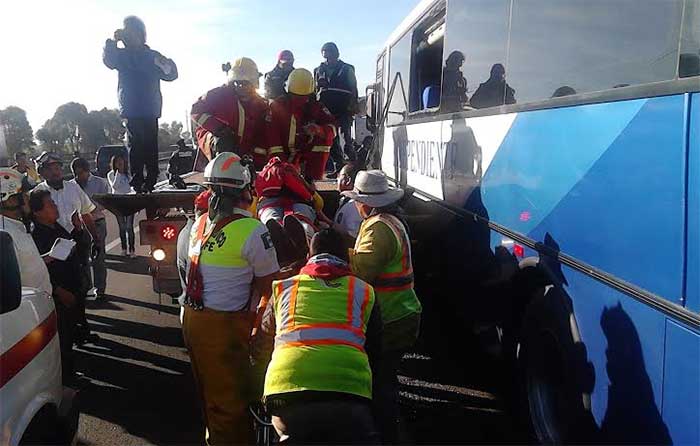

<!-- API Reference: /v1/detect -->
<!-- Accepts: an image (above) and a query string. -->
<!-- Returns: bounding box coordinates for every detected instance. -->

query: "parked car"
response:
[0,231,78,445]
[95,145,128,178]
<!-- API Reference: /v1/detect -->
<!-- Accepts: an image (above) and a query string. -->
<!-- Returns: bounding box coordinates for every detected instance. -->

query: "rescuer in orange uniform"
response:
[266,68,336,180]
[191,57,269,169]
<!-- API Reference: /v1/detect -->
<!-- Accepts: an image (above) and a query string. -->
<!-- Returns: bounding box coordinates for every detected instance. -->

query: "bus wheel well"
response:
[19,403,59,445]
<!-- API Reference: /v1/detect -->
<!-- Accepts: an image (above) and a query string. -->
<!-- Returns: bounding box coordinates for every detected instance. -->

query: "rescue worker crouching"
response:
[344,170,422,444]
[182,152,280,445]
[267,68,337,181]
[256,228,382,444]
[191,57,269,169]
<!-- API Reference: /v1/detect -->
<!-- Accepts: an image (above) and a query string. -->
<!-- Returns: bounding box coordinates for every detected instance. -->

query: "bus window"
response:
[387,30,412,126]
[442,0,511,112]
[679,0,700,78]
[408,2,446,112]
[507,0,685,104]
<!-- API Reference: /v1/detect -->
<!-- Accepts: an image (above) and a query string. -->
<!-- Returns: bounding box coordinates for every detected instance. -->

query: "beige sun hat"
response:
[341,170,404,208]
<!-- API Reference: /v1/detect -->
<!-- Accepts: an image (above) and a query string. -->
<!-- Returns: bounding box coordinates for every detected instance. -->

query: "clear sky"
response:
[0,0,418,133]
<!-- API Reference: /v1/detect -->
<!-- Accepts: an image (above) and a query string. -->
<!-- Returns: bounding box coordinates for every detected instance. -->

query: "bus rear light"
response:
[513,244,525,258]
[161,225,177,241]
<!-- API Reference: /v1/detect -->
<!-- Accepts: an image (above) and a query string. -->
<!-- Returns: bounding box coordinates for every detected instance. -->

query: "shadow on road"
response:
[99,294,181,316]
[86,313,185,348]
[105,255,152,276]
[75,340,201,445]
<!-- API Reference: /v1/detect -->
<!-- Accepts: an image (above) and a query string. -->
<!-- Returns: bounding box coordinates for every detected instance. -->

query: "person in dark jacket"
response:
[264,50,295,100]
[469,63,516,109]
[30,189,83,385]
[441,51,469,112]
[103,16,178,193]
[314,42,358,177]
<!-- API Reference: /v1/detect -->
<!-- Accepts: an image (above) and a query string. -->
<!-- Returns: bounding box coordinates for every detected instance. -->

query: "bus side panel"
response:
[686,93,700,313]
[662,321,700,445]
[483,95,687,302]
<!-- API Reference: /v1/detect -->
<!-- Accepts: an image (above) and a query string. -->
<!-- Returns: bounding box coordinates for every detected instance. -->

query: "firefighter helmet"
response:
[228,57,261,84]
[0,168,23,202]
[287,68,315,96]
[203,152,251,189]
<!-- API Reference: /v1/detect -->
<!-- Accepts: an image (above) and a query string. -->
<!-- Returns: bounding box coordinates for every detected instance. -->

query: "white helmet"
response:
[0,168,24,202]
[203,152,251,189]
[228,57,261,84]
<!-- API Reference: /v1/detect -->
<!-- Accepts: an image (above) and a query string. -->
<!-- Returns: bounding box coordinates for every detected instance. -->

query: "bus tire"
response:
[516,284,597,444]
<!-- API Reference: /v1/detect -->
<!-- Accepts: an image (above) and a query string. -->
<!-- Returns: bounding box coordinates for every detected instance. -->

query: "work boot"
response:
[265,219,295,267]
[283,215,309,261]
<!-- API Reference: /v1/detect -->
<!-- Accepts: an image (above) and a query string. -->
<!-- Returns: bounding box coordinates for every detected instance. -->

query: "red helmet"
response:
[278,50,294,63]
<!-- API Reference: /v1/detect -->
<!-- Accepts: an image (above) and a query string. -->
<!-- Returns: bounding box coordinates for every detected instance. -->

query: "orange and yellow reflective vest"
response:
[263,273,374,400]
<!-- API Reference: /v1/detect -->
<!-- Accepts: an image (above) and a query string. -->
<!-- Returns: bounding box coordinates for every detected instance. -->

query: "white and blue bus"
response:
[365,0,700,443]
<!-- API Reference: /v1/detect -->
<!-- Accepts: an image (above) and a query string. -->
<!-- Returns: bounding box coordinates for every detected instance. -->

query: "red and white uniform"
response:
[266,95,336,180]
[191,85,269,169]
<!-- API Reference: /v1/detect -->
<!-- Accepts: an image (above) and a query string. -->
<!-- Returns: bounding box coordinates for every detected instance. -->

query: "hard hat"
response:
[321,42,339,58]
[203,152,251,189]
[228,57,261,84]
[35,151,63,171]
[0,168,24,202]
[278,50,294,63]
[287,68,315,96]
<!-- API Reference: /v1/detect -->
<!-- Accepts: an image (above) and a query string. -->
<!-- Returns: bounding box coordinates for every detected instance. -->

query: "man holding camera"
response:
[103,16,178,193]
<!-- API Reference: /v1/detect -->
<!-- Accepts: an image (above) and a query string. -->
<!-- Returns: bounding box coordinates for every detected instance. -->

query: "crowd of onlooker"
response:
[1,150,140,385]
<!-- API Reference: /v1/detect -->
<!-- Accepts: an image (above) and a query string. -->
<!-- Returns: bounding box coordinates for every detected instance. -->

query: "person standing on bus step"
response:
[441,51,469,112]
[469,63,516,109]
[344,170,422,444]
[314,42,358,178]
[107,154,136,257]
[0,168,52,297]
[257,228,382,444]
[191,57,269,170]
[182,152,279,445]
[70,158,109,301]
[267,68,337,180]
[103,15,178,193]
[264,50,295,100]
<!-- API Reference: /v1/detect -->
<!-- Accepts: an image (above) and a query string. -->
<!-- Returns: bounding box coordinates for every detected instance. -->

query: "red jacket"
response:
[255,157,314,201]
[266,95,336,159]
[191,85,268,161]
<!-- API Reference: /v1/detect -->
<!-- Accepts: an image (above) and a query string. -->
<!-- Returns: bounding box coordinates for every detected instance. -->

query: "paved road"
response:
[73,213,526,445]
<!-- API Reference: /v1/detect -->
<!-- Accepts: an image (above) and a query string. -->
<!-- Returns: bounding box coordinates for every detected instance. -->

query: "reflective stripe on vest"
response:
[237,101,246,140]
[288,115,297,150]
[368,214,414,292]
[274,275,371,352]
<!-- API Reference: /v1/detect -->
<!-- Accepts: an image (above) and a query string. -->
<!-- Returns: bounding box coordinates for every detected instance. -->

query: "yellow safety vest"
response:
[264,273,374,399]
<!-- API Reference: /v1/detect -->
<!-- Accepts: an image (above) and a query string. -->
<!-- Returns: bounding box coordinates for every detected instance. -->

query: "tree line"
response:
[0,103,184,161]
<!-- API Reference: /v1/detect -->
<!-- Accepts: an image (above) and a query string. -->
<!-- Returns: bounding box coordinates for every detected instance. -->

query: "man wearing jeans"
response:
[71,158,109,300]
[103,15,178,193]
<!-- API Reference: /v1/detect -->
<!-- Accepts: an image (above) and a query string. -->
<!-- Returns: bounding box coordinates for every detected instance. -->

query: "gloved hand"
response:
[303,123,322,137]
[213,127,237,154]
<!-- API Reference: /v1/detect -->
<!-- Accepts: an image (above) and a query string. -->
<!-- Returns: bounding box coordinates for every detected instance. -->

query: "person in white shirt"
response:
[333,164,363,239]
[33,152,100,243]
[33,152,101,346]
[0,168,52,297]
[107,153,136,257]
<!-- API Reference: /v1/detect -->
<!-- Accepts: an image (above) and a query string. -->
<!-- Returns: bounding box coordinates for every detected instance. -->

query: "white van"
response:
[0,230,78,445]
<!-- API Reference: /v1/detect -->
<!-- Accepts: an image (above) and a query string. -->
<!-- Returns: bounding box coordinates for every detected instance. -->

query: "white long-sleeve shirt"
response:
[107,170,133,195]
